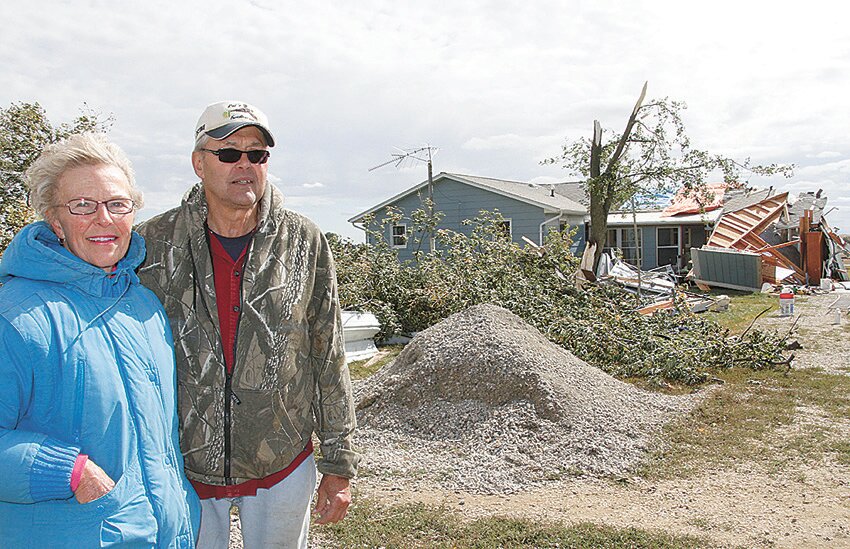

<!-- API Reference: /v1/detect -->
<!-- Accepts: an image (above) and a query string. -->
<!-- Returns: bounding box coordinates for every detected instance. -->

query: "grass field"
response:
[318,500,716,549]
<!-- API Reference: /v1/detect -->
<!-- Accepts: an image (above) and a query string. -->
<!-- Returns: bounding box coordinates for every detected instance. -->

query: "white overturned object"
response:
[602,256,676,294]
[342,311,381,363]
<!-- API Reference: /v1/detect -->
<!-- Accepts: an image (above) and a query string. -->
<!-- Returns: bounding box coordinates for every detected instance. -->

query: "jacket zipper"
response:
[223,233,251,483]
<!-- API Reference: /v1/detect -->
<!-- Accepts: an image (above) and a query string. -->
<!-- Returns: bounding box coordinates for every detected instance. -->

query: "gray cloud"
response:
[2,0,849,236]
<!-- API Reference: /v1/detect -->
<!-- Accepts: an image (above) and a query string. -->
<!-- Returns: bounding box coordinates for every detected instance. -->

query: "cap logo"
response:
[223,105,259,122]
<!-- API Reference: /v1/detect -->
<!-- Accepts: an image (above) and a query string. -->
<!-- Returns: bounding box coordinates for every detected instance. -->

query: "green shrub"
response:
[331,208,787,385]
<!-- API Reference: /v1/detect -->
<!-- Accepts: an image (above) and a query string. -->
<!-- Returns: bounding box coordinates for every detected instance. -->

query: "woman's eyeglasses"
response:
[199,148,270,164]
[63,198,136,216]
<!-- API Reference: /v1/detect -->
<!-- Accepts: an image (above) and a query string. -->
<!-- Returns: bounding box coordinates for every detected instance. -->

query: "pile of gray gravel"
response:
[354,304,700,494]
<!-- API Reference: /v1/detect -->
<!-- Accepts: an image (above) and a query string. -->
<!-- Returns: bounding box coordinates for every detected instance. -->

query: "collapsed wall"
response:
[355,304,699,494]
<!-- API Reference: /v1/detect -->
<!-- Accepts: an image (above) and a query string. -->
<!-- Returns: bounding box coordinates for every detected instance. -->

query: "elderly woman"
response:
[0,133,200,547]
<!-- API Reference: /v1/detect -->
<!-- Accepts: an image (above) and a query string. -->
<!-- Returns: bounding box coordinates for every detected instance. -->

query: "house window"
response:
[605,228,617,250]
[603,227,643,266]
[555,220,579,241]
[391,224,407,248]
[657,227,680,267]
[620,228,642,265]
[496,219,512,240]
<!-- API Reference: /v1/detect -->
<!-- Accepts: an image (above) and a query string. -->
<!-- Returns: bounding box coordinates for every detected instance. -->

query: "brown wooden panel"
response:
[804,231,824,283]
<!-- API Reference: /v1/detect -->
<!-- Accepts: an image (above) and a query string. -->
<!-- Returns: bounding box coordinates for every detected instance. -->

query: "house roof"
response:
[348,172,586,223]
[722,187,776,213]
[775,190,828,229]
[549,181,588,206]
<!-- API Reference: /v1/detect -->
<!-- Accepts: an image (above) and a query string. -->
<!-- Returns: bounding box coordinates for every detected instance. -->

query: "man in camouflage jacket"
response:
[138,101,358,548]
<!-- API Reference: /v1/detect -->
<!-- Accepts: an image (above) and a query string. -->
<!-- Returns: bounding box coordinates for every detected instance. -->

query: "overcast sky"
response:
[3,1,849,238]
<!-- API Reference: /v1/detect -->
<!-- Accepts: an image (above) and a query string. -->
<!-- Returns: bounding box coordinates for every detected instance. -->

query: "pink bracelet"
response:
[70,454,88,492]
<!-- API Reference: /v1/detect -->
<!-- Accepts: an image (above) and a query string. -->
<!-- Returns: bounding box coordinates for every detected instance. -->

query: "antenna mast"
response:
[370,145,438,251]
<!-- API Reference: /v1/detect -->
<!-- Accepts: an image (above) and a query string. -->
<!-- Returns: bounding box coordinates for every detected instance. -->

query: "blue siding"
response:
[363,177,585,262]
[604,224,708,271]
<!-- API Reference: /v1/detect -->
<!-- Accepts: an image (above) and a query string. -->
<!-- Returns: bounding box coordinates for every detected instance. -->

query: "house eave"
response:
[347,178,434,224]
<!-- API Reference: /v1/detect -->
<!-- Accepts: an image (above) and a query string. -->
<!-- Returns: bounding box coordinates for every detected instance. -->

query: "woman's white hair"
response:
[24,132,143,219]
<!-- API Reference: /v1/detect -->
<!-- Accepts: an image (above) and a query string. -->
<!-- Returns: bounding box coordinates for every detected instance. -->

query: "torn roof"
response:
[706,191,804,283]
[661,182,728,217]
[775,190,828,229]
[722,187,777,213]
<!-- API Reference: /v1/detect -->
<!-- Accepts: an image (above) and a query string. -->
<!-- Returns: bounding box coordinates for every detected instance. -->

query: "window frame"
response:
[391,223,408,249]
[602,227,643,266]
[656,226,680,268]
[619,227,642,265]
[496,218,512,240]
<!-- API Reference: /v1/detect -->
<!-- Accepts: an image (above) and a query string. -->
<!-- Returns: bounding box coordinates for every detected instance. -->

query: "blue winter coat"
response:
[0,222,200,548]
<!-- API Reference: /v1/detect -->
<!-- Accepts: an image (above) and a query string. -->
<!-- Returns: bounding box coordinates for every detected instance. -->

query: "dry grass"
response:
[317,499,715,548]
[643,366,850,478]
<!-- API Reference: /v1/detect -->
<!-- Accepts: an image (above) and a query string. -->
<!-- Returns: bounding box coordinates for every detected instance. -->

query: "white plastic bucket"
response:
[779,292,795,316]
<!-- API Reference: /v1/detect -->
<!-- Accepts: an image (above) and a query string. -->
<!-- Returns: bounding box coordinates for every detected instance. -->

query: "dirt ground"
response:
[358,291,850,549]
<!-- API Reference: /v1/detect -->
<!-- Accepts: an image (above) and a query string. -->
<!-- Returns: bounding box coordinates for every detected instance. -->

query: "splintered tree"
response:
[544,82,793,267]
[0,101,111,254]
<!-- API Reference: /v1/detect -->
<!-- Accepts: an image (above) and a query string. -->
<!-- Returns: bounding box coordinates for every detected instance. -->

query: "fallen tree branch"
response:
[740,306,773,338]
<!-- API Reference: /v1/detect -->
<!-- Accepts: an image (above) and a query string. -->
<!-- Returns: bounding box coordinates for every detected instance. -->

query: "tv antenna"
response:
[369,145,438,251]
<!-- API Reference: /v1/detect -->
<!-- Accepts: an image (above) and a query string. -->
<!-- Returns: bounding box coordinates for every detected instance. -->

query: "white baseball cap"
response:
[194,101,275,147]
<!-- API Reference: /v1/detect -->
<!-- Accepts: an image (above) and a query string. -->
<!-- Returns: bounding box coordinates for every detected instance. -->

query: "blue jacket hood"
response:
[0,221,144,297]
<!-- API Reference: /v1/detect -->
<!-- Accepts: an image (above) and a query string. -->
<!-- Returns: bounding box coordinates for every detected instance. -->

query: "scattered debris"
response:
[692,247,764,292]
[692,188,850,290]
[598,252,728,314]
[598,254,676,294]
[708,294,731,312]
[635,293,721,315]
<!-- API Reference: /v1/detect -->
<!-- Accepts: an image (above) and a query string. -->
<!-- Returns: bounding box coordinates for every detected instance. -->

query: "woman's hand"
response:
[73,459,115,504]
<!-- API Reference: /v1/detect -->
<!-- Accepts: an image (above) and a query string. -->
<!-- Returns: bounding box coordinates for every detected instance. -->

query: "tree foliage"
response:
[543,83,794,265]
[0,101,112,254]
[331,208,789,386]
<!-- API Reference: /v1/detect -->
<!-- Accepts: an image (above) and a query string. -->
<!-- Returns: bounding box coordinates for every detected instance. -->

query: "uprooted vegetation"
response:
[332,209,789,386]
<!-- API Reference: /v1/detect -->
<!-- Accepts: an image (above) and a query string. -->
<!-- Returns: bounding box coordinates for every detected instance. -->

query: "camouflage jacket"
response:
[137,183,358,485]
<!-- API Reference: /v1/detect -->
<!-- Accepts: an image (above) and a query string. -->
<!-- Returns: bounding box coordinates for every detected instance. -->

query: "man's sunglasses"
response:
[200,148,270,164]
